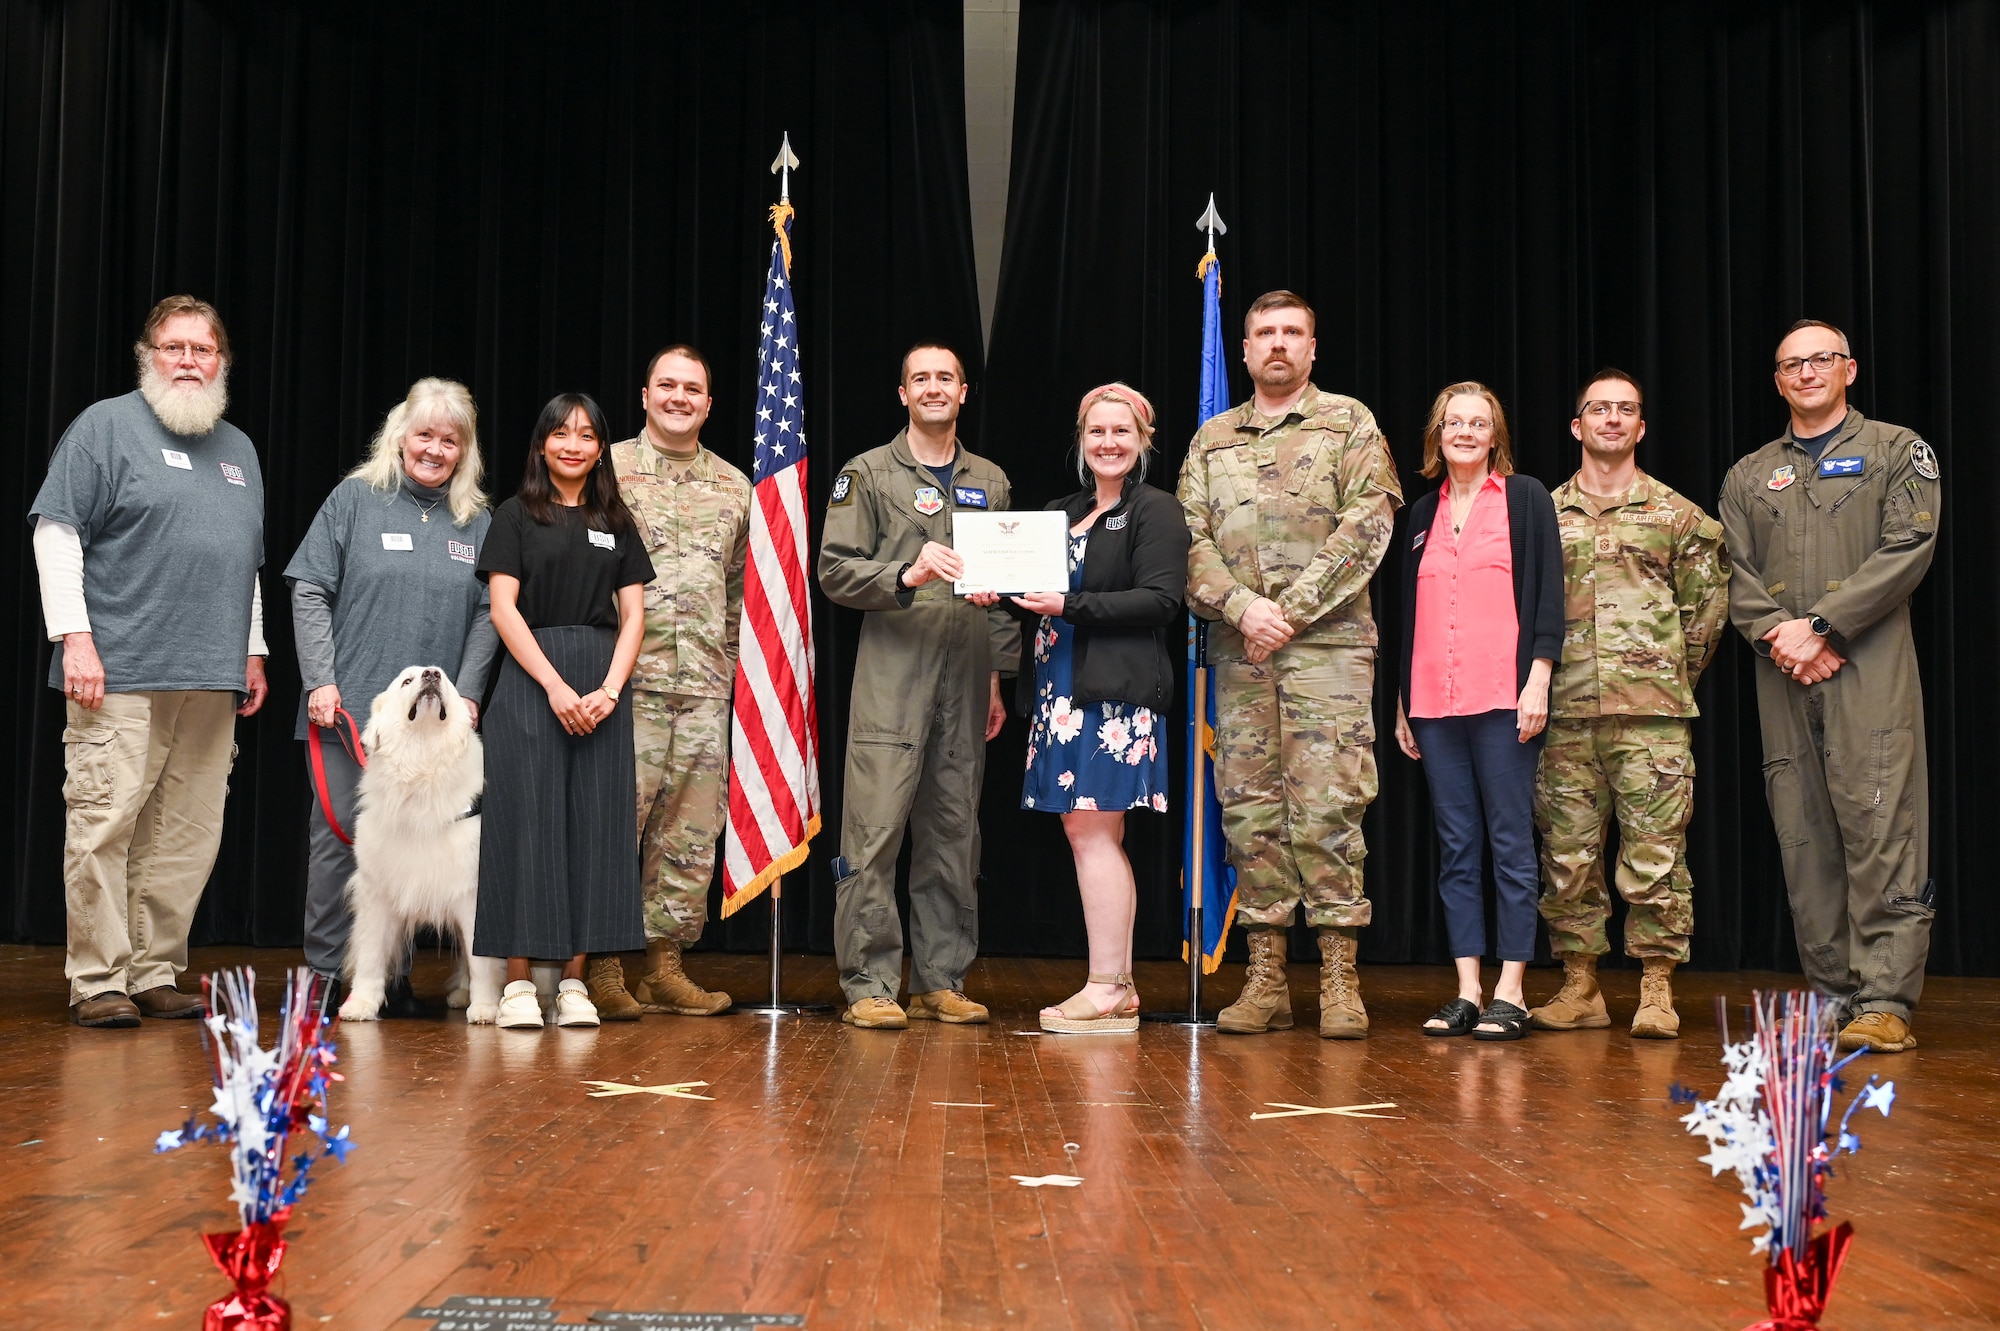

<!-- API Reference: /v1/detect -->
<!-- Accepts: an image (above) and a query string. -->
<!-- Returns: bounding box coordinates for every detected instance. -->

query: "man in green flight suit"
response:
[1718,320,1940,1053]
[817,345,1020,1029]
[1528,368,1730,1040]
[1178,290,1404,1039]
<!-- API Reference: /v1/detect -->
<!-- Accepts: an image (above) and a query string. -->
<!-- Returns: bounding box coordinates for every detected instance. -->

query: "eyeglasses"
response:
[1580,400,1642,419]
[153,341,220,363]
[1442,417,1493,433]
[1775,350,1849,378]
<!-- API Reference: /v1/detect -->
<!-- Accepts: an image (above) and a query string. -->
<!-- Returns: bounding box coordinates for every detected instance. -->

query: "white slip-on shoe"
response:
[497,979,544,1030]
[554,977,600,1028]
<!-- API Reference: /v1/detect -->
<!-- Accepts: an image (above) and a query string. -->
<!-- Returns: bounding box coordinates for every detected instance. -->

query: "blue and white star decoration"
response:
[753,231,805,486]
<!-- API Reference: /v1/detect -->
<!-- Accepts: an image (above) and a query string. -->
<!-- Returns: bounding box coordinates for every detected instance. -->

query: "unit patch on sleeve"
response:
[830,473,855,505]
[1910,440,1940,480]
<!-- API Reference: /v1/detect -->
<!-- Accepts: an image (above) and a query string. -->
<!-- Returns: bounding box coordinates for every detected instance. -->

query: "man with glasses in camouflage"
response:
[1718,320,1940,1053]
[1529,370,1729,1040]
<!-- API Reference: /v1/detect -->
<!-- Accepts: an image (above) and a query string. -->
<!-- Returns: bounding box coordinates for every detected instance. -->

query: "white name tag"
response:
[588,529,616,550]
[162,449,192,470]
[381,533,414,551]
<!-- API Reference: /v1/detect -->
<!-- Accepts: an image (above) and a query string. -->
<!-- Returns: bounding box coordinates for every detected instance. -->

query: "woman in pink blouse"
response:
[1393,382,1563,1040]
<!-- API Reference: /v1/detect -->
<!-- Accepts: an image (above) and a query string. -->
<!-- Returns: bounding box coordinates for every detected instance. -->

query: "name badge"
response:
[953,486,988,508]
[162,449,192,470]
[381,533,413,551]
[588,529,617,550]
[1819,455,1864,478]
[220,462,247,486]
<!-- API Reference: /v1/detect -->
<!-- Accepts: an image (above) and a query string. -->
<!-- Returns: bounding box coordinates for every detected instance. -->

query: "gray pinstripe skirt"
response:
[473,625,644,959]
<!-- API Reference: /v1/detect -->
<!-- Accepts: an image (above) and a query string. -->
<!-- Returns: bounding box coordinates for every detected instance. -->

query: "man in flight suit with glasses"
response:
[1718,319,1940,1053]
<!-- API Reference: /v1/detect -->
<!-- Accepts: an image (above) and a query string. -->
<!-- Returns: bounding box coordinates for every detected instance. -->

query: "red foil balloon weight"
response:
[201,1211,292,1331]
[1745,1222,1855,1331]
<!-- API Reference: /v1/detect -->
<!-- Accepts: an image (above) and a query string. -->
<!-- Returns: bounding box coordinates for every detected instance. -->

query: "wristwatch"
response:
[1807,615,1831,637]
[602,682,620,703]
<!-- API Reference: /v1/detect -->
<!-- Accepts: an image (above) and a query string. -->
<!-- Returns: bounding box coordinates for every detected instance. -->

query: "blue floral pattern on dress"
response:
[1021,532,1169,813]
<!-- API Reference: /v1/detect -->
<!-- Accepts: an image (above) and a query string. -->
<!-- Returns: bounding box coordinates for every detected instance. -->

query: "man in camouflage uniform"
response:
[1719,320,1940,1054]
[1178,290,1403,1039]
[1528,369,1729,1040]
[586,344,751,1019]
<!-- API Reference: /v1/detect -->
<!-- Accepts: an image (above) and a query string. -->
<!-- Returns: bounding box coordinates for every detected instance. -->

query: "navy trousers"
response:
[1410,709,1544,962]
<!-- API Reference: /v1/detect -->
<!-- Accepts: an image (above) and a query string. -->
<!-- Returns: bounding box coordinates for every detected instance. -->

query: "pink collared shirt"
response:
[1409,472,1518,718]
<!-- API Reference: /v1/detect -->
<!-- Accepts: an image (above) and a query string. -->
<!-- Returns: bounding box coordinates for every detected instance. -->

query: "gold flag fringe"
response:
[770,202,796,274]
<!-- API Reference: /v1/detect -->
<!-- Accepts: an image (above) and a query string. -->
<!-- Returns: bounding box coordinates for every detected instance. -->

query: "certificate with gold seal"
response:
[951,510,1069,596]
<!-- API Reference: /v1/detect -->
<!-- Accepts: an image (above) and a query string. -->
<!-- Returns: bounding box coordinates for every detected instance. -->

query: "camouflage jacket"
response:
[1177,384,1403,655]
[1549,470,1730,719]
[612,437,752,699]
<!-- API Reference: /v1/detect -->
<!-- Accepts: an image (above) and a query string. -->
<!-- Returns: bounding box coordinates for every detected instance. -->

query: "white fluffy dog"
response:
[338,666,506,1023]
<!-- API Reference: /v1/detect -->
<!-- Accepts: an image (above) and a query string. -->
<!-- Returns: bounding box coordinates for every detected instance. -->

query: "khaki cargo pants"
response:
[62,691,236,1005]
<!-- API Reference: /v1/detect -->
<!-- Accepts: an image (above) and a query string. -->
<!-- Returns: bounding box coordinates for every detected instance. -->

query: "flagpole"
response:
[733,129,829,1018]
[1145,196,1230,1028]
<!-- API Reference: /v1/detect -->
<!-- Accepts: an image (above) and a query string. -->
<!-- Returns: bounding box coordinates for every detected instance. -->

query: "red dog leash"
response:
[308,708,368,845]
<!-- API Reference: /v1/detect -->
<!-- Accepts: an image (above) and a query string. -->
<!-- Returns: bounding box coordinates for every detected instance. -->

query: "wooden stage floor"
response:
[3,944,1995,1329]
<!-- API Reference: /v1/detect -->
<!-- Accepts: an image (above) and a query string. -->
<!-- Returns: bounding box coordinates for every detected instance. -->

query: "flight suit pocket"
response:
[61,722,118,807]
[1759,754,1811,848]
[1866,727,1915,842]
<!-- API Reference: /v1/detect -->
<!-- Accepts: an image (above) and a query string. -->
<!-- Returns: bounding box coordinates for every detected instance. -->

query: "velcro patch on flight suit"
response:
[830,472,857,506]
[913,486,944,515]
[1819,455,1864,477]
[1768,465,1796,491]
[1910,440,1940,479]
[953,486,988,508]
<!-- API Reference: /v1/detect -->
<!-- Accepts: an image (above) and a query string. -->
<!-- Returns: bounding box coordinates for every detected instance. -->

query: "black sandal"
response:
[1473,998,1531,1041]
[1423,997,1481,1037]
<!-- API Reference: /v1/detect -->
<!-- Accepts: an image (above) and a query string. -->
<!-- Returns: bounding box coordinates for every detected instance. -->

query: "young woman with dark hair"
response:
[473,394,655,1030]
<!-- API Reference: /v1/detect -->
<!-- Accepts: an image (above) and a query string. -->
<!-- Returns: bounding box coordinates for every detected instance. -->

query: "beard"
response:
[138,359,230,436]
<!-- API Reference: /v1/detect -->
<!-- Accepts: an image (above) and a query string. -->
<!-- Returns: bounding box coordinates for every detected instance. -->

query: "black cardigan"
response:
[1010,473,1191,714]
[1397,473,1564,710]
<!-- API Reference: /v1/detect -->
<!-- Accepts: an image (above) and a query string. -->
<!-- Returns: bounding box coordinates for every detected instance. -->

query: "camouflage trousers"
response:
[633,691,729,944]
[1213,644,1377,930]
[1532,716,1694,962]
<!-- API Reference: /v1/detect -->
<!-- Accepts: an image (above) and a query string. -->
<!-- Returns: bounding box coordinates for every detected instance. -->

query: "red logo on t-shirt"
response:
[447,540,476,565]
[219,463,247,486]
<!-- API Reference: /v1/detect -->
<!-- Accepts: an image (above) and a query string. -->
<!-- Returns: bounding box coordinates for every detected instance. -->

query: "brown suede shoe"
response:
[72,991,141,1028]
[907,989,989,1024]
[131,986,205,1019]
[841,997,908,1029]
[1837,1010,1917,1053]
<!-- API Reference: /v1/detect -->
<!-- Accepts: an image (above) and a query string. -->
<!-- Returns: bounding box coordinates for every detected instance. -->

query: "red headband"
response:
[1077,382,1155,428]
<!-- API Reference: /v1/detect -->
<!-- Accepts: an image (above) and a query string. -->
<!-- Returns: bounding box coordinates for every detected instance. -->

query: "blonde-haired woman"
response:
[1013,382,1190,1032]
[285,377,499,1006]
[1392,381,1561,1040]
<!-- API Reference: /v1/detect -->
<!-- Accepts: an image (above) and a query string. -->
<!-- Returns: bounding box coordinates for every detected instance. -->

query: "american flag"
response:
[721,211,821,913]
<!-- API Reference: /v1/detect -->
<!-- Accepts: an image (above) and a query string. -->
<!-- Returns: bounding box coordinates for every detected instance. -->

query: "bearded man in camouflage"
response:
[1528,369,1729,1039]
[587,344,751,1019]
[1178,291,1403,1039]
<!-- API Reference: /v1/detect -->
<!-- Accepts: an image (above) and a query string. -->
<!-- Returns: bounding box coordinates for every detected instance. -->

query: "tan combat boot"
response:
[632,939,732,1016]
[1631,957,1680,1039]
[1837,1010,1917,1052]
[1529,953,1612,1031]
[584,955,646,1021]
[1216,929,1293,1033]
[1316,929,1369,1039]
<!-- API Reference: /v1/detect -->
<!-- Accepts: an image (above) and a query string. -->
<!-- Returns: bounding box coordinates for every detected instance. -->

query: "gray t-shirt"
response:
[29,390,264,693]
[284,476,497,740]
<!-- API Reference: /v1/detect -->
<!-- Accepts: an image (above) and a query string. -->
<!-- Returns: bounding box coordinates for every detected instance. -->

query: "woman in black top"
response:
[474,394,655,1030]
[1012,383,1190,1033]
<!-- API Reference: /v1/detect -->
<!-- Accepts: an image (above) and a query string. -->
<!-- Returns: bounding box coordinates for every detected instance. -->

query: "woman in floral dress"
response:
[1014,383,1190,1032]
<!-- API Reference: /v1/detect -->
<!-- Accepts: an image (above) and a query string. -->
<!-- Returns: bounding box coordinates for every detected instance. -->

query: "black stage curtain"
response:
[979,0,1999,973]
[0,0,985,954]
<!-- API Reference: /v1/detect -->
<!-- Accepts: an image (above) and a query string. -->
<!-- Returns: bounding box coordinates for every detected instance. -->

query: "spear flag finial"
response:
[771,132,801,205]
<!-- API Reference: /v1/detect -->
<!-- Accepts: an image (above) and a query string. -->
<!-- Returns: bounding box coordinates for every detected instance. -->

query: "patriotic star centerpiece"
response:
[155,966,353,1331]
[1670,990,1897,1330]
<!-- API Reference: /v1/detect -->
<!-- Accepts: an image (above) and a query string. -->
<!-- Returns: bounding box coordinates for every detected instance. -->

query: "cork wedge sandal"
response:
[1039,972,1141,1034]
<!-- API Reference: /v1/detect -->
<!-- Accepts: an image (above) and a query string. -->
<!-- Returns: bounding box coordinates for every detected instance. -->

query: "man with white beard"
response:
[29,294,269,1028]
